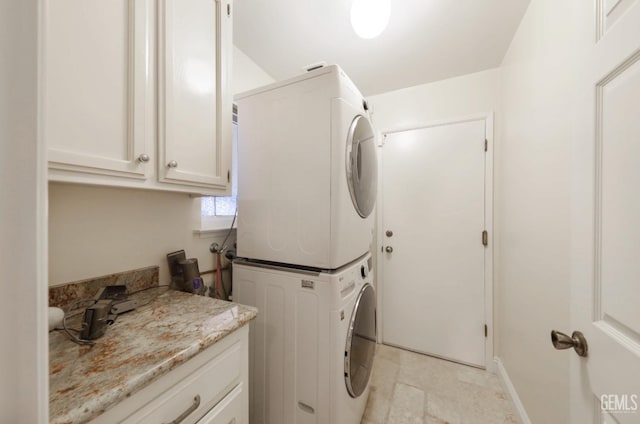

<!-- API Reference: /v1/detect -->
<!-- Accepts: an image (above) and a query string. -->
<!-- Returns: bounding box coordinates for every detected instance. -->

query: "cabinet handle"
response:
[137,153,150,163]
[167,160,178,168]
[165,394,200,424]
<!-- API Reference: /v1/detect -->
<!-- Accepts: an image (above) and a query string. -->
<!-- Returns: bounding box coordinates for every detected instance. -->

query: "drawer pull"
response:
[165,395,200,424]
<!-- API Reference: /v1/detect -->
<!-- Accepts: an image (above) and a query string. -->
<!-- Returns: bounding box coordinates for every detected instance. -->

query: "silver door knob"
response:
[551,330,588,357]
[137,153,150,163]
[167,160,178,168]
[385,246,393,253]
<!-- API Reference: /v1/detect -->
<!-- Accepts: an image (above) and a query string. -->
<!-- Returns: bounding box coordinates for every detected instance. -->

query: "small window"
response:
[202,196,236,217]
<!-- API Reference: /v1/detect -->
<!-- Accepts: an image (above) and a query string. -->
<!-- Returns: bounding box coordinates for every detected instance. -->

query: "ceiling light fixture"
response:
[350,0,390,39]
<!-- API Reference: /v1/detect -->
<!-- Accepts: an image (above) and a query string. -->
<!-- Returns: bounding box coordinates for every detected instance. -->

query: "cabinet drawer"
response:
[198,384,244,424]
[122,340,241,424]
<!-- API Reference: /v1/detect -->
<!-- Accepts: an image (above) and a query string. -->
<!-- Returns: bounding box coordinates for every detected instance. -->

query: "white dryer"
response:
[233,253,376,424]
[235,65,378,270]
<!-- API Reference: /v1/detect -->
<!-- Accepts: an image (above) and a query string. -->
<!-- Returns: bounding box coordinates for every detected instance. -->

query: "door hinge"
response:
[227,3,231,16]
[227,170,230,183]
[484,139,488,152]
[484,324,488,338]
[482,230,488,246]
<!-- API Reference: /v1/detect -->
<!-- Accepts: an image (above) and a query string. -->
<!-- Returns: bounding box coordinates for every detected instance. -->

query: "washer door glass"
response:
[345,283,377,398]
[346,115,378,218]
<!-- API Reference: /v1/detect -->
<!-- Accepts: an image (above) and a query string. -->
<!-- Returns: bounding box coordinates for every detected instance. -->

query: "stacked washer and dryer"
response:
[234,65,378,424]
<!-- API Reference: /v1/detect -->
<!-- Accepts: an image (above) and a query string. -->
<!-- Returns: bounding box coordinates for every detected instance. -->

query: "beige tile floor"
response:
[361,344,519,424]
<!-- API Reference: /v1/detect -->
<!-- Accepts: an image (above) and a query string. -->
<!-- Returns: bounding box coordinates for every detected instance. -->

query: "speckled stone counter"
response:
[49,287,257,424]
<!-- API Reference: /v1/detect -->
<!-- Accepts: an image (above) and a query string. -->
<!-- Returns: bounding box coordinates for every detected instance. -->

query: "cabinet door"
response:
[198,384,245,424]
[158,0,233,191]
[43,0,153,179]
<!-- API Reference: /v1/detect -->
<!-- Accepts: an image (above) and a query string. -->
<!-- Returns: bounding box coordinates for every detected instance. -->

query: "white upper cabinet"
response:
[43,0,233,195]
[158,0,233,190]
[43,0,153,180]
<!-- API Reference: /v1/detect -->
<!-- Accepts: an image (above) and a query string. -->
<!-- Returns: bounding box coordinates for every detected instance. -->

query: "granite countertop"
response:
[49,287,257,424]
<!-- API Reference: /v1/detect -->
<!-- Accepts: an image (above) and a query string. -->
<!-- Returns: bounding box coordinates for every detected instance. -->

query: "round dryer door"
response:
[345,283,377,398]
[346,115,378,218]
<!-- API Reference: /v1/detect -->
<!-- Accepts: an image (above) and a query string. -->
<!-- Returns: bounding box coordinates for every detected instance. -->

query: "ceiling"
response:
[233,0,531,96]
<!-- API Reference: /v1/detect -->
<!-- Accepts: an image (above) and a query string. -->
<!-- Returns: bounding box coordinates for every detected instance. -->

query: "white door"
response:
[570,2,640,423]
[381,118,488,367]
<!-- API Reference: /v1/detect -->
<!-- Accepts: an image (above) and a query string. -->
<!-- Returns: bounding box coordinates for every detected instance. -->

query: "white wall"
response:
[232,46,275,96]
[369,68,502,132]
[49,46,274,286]
[49,184,206,285]
[496,0,580,422]
[0,0,49,421]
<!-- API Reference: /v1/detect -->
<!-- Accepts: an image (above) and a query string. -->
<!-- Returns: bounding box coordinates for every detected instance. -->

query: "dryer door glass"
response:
[346,115,378,218]
[345,283,377,398]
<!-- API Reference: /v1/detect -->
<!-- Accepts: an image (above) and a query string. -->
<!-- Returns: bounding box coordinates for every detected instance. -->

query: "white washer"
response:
[235,65,378,270]
[234,253,376,424]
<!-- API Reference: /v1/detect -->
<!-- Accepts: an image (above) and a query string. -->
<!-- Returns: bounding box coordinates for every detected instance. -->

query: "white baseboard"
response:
[494,357,532,424]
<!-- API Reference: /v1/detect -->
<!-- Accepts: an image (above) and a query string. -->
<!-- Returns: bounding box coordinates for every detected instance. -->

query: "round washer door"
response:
[346,115,378,218]
[345,283,377,398]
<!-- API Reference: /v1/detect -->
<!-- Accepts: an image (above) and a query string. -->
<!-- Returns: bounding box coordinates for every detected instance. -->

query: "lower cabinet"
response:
[91,326,248,424]
[197,384,244,424]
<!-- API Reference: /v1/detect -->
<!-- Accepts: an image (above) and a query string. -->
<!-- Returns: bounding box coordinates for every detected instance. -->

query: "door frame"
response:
[375,112,495,371]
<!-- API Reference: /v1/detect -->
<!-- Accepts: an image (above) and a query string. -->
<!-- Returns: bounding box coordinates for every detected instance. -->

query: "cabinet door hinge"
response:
[484,139,488,152]
[227,3,231,16]
[484,324,488,338]
[482,230,488,246]
[227,170,230,183]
